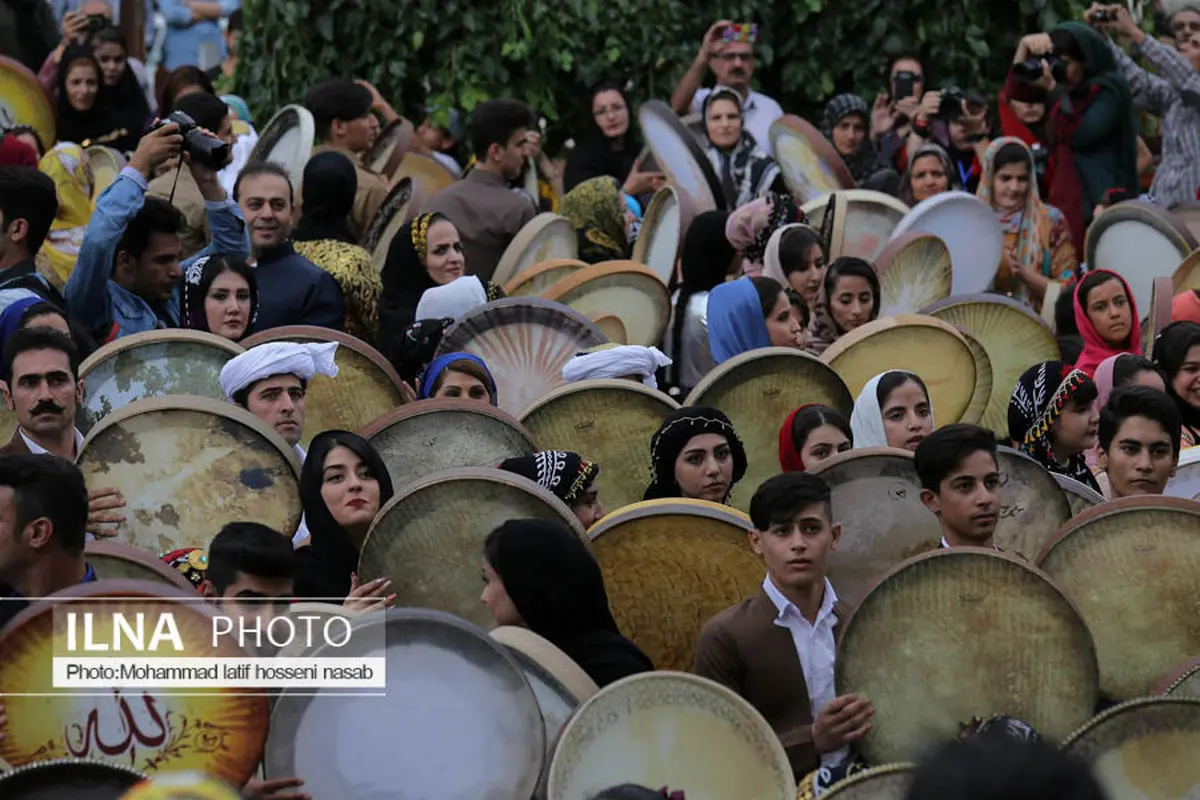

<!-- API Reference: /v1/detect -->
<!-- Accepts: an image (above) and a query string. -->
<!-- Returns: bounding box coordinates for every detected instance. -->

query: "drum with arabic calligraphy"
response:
[0,757,145,799]
[0,581,269,786]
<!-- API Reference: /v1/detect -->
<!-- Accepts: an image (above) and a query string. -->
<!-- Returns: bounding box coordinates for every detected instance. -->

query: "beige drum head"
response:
[249,104,315,189]
[267,608,545,799]
[0,56,55,150]
[541,261,671,348]
[822,764,916,800]
[76,396,301,553]
[955,329,992,426]
[392,151,457,197]
[1063,697,1200,798]
[519,379,679,514]
[1158,658,1200,697]
[768,114,854,204]
[1037,496,1200,701]
[77,329,243,434]
[503,258,588,296]
[437,297,607,416]
[0,759,145,795]
[685,348,853,511]
[358,467,587,628]
[366,117,414,179]
[633,185,692,283]
[364,177,423,273]
[1165,446,1200,500]
[801,190,909,263]
[821,315,976,424]
[1146,276,1174,357]
[587,499,759,671]
[891,191,1003,295]
[240,326,406,448]
[493,213,579,287]
[85,145,126,199]
[1172,248,1200,294]
[1054,473,1106,515]
[876,232,953,316]
[547,672,795,800]
[589,314,627,344]
[0,409,16,450]
[921,294,1058,437]
[993,446,1072,560]
[1170,203,1200,242]
[638,100,723,212]
[0,581,269,784]
[838,549,1099,764]
[1086,200,1198,316]
[85,540,199,592]
[807,447,940,605]
[360,399,536,494]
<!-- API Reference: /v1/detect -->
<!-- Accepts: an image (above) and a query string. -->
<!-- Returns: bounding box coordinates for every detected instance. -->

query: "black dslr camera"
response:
[1013,55,1068,84]
[936,87,988,122]
[149,110,230,170]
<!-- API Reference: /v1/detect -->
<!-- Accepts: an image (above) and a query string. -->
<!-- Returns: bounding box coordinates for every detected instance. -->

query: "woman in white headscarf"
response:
[850,370,935,451]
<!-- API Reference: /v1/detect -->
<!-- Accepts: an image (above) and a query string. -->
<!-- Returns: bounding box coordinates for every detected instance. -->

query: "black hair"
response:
[304,77,374,141]
[785,288,810,329]
[227,8,243,32]
[233,160,294,204]
[466,99,535,161]
[230,375,308,409]
[1050,28,1088,63]
[1054,284,1078,336]
[778,226,825,277]
[749,471,833,531]
[183,253,258,334]
[914,423,998,492]
[1078,270,1125,311]
[0,166,58,256]
[889,52,927,76]
[823,256,881,333]
[0,453,88,555]
[1065,374,1099,412]
[790,404,852,453]
[669,210,734,392]
[6,125,45,158]
[1098,385,1182,454]
[158,65,214,114]
[993,141,1031,172]
[905,736,1105,800]
[89,24,127,53]
[589,787,666,800]
[172,90,228,132]
[206,521,297,594]
[3,326,80,384]
[877,370,928,409]
[1112,354,1163,388]
[751,275,784,318]
[115,196,185,266]
[1057,334,1084,365]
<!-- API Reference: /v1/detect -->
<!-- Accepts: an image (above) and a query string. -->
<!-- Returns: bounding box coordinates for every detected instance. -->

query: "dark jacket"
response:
[247,242,346,334]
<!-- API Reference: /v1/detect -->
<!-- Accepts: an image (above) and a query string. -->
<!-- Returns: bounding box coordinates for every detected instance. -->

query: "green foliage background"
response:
[236,0,1086,151]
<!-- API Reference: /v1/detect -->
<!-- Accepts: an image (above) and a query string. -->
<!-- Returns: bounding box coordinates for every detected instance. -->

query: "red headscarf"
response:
[1073,269,1142,377]
[778,404,818,472]
[0,134,38,167]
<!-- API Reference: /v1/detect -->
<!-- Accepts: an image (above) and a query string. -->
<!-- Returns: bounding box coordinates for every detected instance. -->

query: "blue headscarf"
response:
[707,277,770,365]
[418,352,498,405]
[0,293,48,381]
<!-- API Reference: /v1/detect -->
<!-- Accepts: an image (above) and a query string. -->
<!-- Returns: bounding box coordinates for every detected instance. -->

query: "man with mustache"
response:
[914,424,1002,550]
[670,19,784,158]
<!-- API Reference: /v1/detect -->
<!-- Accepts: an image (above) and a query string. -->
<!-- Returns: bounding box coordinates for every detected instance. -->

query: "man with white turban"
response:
[562,344,672,390]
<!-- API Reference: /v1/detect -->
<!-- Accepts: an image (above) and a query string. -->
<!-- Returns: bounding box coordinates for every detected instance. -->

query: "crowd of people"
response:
[1,0,1199,796]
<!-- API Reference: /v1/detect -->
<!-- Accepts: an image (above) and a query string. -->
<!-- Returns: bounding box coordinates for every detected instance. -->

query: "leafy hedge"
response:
[236,0,1085,152]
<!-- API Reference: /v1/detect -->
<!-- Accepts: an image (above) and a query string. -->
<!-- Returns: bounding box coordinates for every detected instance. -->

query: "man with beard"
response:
[671,19,784,157]
[423,99,538,281]
[232,161,345,332]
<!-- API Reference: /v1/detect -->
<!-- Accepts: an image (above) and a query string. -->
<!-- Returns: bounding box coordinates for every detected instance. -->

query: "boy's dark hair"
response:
[206,522,297,594]
[172,90,229,133]
[3,326,80,384]
[0,453,88,555]
[749,471,832,531]
[1098,385,1182,455]
[230,375,308,409]
[905,737,1104,800]
[0,166,58,256]
[304,77,374,141]
[227,8,243,32]
[115,197,185,265]
[467,99,535,161]
[233,160,294,204]
[913,423,998,492]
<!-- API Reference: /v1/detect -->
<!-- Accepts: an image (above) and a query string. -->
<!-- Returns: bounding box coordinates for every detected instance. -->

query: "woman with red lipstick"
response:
[181,254,258,342]
[294,430,395,601]
[849,371,934,452]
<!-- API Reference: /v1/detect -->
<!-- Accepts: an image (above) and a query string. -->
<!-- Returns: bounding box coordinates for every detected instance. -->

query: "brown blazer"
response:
[0,429,30,455]
[693,588,851,779]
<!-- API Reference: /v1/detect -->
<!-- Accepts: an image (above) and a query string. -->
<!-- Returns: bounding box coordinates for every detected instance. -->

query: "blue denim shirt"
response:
[65,167,248,339]
[158,0,241,71]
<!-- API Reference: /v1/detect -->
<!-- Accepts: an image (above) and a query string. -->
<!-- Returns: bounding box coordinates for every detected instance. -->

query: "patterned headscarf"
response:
[644,406,748,501]
[976,137,1053,289]
[724,192,803,275]
[559,176,628,264]
[498,451,600,507]
[1007,360,1101,490]
[161,547,209,589]
[819,93,890,185]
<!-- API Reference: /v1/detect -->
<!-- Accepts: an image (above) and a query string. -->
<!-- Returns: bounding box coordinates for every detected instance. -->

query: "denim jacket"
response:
[65,167,248,339]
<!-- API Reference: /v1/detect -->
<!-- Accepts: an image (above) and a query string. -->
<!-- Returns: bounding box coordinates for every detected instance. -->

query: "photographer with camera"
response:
[905,86,992,194]
[64,120,247,342]
[1013,22,1139,253]
[1088,2,1200,208]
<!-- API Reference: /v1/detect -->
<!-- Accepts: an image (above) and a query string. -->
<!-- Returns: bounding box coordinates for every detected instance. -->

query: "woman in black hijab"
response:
[644,406,748,503]
[1154,321,1200,448]
[89,26,150,149]
[481,518,653,687]
[563,81,649,196]
[294,430,395,600]
[55,44,132,151]
[665,210,735,395]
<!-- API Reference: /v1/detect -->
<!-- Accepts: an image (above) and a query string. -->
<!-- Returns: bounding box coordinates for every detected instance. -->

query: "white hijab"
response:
[415,275,488,322]
[850,370,933,449]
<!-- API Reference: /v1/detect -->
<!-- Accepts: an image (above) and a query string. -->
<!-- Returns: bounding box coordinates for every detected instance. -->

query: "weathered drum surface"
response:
[993,446,1073,561]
